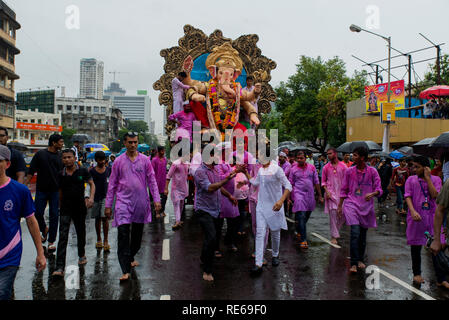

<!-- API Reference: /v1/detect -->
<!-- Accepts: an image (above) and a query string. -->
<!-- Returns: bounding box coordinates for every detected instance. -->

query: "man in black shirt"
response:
[25,134,64,252]
[52,149,95,277]
[0,127,26,183]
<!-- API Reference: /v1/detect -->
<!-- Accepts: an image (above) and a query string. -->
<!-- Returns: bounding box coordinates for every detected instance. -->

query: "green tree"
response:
[273,56,368,152]
[127,120,149,134]
[61,126,77,148]
[424,54,449,86]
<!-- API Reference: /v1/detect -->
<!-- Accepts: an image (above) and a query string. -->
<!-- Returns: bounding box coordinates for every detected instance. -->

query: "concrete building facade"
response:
[15,109,61,149]
[0,1,20,132]
[109,95,151,130]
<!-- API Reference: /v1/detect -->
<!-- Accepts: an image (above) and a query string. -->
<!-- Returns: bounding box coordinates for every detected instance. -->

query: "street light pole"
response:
[350,24,391,152]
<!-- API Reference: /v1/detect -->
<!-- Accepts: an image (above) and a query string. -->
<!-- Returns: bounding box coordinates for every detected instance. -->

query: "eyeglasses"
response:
[127,132,138,136]
[0,134,6,138]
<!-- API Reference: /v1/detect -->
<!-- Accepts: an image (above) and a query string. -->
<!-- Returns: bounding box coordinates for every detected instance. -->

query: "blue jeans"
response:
[34,191,59,244]
[395,185,405,210]
[0,266,19,300]
[350,225,367,266]
[295,211,312,242]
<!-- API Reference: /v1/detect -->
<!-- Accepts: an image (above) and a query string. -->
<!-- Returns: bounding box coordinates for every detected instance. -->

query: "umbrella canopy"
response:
[117,148,127,156]
[412,137,437,156]
[336,141,382,153]
[430,131,449,148]
[85,143,110,152]
[72,134,92,143]
[419,85,449,99]
[7,142,28,152]
[396,146,413,156]
[369,151,393,160]
[389,150,405,160]
[138,144,150,152]
[289,145,314,155]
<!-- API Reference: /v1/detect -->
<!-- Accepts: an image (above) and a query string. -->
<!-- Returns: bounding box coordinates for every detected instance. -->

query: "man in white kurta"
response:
[246,160,292,274]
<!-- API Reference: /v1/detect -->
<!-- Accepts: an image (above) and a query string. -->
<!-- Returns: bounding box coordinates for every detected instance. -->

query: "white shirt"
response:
[250,161,292,231]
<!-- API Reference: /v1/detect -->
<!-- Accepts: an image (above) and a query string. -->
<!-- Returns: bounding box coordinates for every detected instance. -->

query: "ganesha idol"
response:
[181,43,261,142]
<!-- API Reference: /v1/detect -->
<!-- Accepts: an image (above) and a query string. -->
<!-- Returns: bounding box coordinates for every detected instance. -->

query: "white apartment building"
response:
[80,58,104,99]
[109,95,151,130]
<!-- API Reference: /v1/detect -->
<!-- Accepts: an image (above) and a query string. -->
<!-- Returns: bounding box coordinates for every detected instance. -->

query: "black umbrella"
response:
[7,142,28,152]
[430,131,449,148]
[396,146,414,156]
[370,151,393,160]
[412,137,436,156]
[72,134,93,143]
[336,141,382,153]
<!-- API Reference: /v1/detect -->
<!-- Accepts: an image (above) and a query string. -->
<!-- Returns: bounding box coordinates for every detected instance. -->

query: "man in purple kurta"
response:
[105,133,161,281]
[168,104,197,143]
[338,147,382,273]
[321,148,347,244]
[404,156,444,285]
[288,151,323,248]
[151,146,167,218]
[172,72,190,114]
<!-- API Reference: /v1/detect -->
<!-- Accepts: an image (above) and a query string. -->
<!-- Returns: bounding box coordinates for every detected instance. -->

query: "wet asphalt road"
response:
[11,195,449,300]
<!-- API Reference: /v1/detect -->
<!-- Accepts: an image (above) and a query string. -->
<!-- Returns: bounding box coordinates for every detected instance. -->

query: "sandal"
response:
[214,251,223,258]
[103,244,111,252]
[300,241,308,249]
[95,242,103,249]
[52,269,64,277]
[48,243,56,252]
[41,227,49,243]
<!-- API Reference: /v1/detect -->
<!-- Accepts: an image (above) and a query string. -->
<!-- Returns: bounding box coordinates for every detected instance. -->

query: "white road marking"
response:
[162,239,170,260]
[164,214,169,224]
[285,217,295,223]
[377,268,436,300]
[311,232,341,249]
[160,295,171,300]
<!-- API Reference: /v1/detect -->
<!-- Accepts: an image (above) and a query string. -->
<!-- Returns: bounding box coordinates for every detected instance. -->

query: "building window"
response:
[53,119,59,125]
[9,27,15,39]
[0,46,5,60]
[86,118,91,124]
[94,106,99,113]
[73,105,77,111]
[58,105,63,111]
[94,119,99,125]
[101,107,106,113]
[38,119,42,124]
[86,106,91,113]
[79,106,84,112]
[0,76,5,87]
[0,103,5,114]
[30,119,35,123]
[7,51,13,64]
[66,105,71,111]
[79,120,83,125]
[100,119,106,125]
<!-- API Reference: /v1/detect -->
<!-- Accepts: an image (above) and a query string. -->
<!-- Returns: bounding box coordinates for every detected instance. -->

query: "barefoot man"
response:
[322,148,347,245]
[105,132,161,281]
[338,147,382,273]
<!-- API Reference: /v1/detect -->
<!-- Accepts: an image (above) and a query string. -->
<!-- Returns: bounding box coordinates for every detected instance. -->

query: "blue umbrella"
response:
[389,150,405,159]
[138,144,150,152]
[117,148,126,156]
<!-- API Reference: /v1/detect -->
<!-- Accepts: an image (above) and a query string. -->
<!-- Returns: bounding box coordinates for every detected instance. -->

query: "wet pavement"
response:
[11,194,449,300]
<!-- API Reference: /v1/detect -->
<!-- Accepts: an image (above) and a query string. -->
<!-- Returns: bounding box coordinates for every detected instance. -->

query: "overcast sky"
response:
[9,0,449,135]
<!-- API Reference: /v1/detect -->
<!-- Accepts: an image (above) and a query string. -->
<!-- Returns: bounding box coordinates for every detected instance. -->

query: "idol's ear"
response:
[208,65,217,79]
[233,69,241,81]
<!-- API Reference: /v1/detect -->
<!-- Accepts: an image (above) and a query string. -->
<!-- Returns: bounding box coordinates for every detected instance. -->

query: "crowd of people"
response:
[2,125,449,299]
[424,98,449,119]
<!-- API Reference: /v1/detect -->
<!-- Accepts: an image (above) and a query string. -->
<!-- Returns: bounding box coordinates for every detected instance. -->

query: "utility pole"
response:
[419,33,442,85]
[109,71,129,82]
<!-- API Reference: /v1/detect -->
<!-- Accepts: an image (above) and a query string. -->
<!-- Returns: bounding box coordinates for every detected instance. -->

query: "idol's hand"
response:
[254,83,262,95]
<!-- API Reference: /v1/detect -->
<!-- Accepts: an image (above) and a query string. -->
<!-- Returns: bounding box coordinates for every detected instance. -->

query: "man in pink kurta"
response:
[404,156,444,285]
[105,133,161,281]
[338,147,382,273]
[321,148,347,244]
[288,151,323,248]
[172,72,190,114]
[168,104,197,142]
[165,158,189,229]
[151,146,167,217]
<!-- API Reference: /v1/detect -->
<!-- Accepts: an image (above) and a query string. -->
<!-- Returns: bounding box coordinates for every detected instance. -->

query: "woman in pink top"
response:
[165,155,190,230]
[338,147,382,273]
[288,151,323,249]
[321,148,347,245]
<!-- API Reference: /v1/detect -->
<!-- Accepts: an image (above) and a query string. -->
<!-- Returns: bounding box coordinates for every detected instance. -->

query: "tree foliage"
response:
[111,120,159,152]
[424,54,449,86]
[61,126,77,148]
[264,56,368,152]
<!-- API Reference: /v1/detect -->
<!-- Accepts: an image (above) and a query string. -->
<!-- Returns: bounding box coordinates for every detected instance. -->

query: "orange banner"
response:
[16,122,62,132]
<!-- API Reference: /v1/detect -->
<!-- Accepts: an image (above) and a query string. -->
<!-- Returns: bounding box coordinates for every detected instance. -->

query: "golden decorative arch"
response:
[153,24,277,135]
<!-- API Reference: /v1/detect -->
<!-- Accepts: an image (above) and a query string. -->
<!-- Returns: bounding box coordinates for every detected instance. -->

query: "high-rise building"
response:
[80,58,104,99]
[104,82,126,97]
[0,1,20,133]
[109,94,151,131]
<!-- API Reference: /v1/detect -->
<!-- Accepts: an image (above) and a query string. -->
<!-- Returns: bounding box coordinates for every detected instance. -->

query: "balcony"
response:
[0,85,13,99]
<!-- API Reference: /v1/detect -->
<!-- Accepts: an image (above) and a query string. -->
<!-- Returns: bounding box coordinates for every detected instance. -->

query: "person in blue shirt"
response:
[0,145,46,300]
